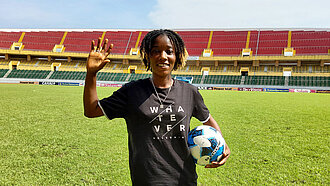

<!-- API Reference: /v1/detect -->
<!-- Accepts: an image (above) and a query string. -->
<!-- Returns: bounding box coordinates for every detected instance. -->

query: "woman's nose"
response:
[160,51,167,60]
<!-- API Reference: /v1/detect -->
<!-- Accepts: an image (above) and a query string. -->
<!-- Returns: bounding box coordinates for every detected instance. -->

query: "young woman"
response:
[83,29,230,185]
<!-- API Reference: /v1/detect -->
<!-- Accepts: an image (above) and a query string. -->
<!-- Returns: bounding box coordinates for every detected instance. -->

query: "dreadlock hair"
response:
[139,29,188,71]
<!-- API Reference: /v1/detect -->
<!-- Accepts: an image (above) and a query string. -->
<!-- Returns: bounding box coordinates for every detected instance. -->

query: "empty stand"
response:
[125,31,149,53]
[97,73,129,82]
[0,31,22,49]
[1,29,329,57]
[64,31,103,52]
[34,61,53,71]
[22,31,64,51]
[247,30,259,53]
[135,31,149,48]
[0,69,9,77]
[2,66,329,88]
[63,31,147,55]
[288,76,330,87]
[203,75,241,85]
[250,31,288,56]
[210,66,225,72]
[178,65,201,73]
[291,31,330,55]
[127,73,152,81]
[103,31,133,55]
[17,61,37,70]
[245,76,285,86]
[7,69,50,79]
[49,71,85,80]
[0,60,9,69]
[211,31,247,56]
[177,31,210,56]
[0,29,329,90]
[57,61,86,71]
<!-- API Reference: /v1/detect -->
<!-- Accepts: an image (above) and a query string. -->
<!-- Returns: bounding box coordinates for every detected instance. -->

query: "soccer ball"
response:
[187,125,225,166]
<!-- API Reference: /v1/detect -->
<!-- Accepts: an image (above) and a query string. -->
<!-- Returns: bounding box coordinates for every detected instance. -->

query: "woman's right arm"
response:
[83,38,113,118]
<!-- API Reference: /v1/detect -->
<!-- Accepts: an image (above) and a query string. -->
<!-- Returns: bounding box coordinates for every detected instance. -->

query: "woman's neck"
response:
[151,75,173,88]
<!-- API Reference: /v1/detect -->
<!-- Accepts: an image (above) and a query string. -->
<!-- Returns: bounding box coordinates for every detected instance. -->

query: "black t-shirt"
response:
[99,78,210,186]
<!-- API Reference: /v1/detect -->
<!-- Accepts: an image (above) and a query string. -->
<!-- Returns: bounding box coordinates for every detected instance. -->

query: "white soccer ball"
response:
[187,125,226,166]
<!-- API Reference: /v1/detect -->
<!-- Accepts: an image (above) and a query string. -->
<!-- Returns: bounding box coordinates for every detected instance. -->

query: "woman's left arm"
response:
[203,114,231,168]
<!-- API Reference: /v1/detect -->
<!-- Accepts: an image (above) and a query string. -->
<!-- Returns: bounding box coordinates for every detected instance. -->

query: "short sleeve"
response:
[192,87,210,123]
[98,84,128,120]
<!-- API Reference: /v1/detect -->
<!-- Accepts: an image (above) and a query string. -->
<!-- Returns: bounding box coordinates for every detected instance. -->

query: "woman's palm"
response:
[86,38,113,74]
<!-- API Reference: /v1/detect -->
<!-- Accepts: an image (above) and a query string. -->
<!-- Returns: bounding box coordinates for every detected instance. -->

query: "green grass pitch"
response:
[0,84,329,185]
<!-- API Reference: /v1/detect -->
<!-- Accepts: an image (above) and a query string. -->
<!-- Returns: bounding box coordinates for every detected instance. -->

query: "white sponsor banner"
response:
[289,89,311,93]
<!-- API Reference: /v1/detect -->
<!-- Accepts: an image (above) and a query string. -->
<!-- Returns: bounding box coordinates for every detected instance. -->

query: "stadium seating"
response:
[0,60,9,69]
[63,31,148,54]
[211,31,247,56]
[127,73,152,81]
[178,65,201,73]
[288,76,329,87]
[253,31,288,55]
[103,31,131,54]
[2,67,329,88]
[17,61,37,70]
[22,31,64,51]
[203,75,241,85]
[0,69,9,77]
[291,31,329,55]
[210,66,225,72]
[64,31,103,52]
[177,31,210,56]
[0,29,329,89]
[50,71,86,80]
[1,30,328,56]
[245,76,285,86]
[0,31,22,49]
[7,69,50,79]
[94,72,129,82]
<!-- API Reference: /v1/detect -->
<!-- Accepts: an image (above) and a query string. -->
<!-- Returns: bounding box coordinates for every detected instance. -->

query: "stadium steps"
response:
[200,75,206,84]
[240,76,245,85]
[45,71,54,79]
[125,74,131,82]
[0,69,8,77]
[192,75,202,84]
[2,69,11,78]
[284,76,289,86]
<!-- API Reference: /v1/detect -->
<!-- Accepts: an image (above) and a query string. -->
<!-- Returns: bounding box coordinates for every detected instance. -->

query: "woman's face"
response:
[149,35,176,78]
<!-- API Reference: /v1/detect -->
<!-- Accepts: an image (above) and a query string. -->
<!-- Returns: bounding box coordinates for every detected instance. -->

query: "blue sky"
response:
[1,0,329,29]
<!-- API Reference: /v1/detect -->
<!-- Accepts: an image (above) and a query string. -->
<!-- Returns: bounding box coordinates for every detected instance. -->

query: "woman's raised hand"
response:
[86,38,113,74]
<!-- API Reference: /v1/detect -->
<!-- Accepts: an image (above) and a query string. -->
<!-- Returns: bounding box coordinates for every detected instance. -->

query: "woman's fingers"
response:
[105,43,113,57]
[90,38,113,61]
[218,153,229,165]
[91,40,96,52]
[97,37,102,52]
[205,145,230,168]
[87,39,113,73]
[102,39,108,53]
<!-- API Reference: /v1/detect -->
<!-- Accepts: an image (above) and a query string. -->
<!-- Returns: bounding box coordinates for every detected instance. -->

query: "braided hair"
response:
[140,29,188,71]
